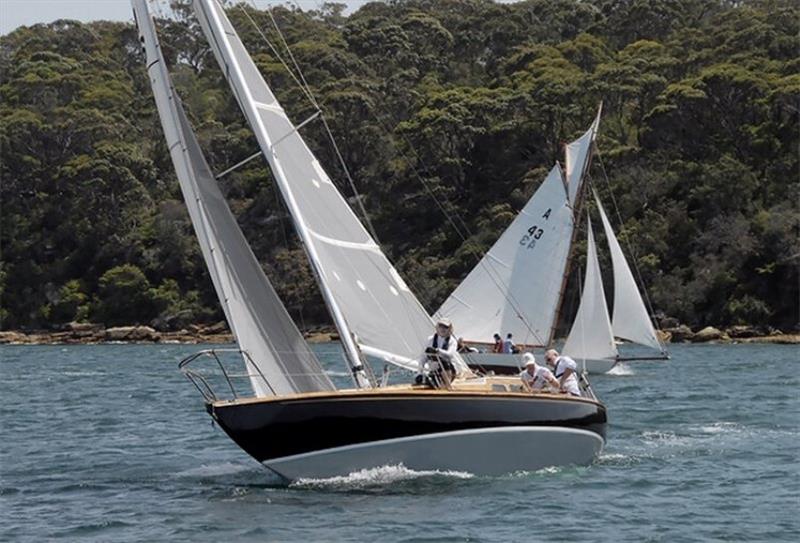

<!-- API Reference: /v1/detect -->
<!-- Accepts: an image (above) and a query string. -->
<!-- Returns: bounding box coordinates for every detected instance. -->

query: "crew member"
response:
[519,353,560,392]
[544,349,581,396]
[416,318,458,387]
[491,333,503,353]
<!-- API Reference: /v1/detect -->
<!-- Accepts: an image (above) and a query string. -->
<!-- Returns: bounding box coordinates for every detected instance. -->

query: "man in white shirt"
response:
[544,349,581,397]
[502,333,516,354]
[519,353,560,392]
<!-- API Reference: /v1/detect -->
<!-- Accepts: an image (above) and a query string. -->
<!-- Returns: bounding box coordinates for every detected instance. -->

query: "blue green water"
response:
[1,343,798,542]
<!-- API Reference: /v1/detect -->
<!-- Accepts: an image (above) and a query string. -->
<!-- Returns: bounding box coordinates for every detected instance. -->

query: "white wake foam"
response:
[607,363,635,376]
[176,462,254,478]
[290,463,474,489]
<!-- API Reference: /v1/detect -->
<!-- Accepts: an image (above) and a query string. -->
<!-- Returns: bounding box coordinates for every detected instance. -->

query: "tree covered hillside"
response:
[1,0,797,333]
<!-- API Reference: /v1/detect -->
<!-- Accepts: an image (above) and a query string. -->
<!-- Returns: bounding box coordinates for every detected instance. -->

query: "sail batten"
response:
[193,0,446,374]
[595,194,664,352]
[563,217,617,363]
[133,0,333,397]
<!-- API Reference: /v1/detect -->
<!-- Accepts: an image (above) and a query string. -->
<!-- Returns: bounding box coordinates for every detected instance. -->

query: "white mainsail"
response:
[562,217,617,363]
[436,165,573,346]
[192,0,451,374]
[133,0,333,396]
[564,106,602,206]
[594,193,664,352]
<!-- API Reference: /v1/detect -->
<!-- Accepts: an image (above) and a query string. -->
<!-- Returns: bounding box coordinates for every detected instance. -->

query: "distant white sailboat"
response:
[437,109,667,374]
[133,0,607,480]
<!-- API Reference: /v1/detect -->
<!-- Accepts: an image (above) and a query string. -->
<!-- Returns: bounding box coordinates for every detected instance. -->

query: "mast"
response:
[193,0,370,387]
[546,104,602,348]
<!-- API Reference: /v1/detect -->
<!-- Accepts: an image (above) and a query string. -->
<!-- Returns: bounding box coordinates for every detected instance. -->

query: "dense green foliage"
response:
[1,0,797,332]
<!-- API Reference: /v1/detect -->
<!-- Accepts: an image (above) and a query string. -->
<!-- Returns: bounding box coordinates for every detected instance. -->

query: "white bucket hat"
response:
[522,353,536,367]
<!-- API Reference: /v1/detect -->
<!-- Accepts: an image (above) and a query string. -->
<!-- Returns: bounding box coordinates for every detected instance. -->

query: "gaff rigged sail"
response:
[436,165,573,346]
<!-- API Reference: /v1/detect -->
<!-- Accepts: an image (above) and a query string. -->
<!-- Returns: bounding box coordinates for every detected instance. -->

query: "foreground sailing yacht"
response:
[133,0,606,480]
[437,111,668,374]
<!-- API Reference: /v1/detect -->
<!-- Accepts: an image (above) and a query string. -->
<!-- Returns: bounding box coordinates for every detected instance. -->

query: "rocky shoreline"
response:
[0,322,796,346]
[0,322,340,346]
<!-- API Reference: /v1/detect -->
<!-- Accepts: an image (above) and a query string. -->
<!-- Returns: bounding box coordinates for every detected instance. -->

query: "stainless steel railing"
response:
[178,348,274,403]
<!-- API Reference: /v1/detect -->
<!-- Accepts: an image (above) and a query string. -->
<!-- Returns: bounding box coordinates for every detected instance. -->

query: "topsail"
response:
[564,107,601,206]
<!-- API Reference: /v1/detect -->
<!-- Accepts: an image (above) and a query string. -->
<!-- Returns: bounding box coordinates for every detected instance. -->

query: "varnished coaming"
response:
[206,385,607,463]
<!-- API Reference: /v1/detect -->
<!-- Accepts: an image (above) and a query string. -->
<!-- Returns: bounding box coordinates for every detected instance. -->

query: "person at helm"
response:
[416,317,458,387]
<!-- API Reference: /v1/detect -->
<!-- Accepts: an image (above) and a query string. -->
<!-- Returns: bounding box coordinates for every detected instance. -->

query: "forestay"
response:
[134,0,333,397]
[193,0,440,372]
[595,194,664,352]
[563,217,617,363]
[564,107,602,206]
[436,165,573,346]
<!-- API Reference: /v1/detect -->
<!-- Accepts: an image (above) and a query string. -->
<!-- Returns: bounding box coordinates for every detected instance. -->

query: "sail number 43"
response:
[519,208,552,249]
[520,226,544,249]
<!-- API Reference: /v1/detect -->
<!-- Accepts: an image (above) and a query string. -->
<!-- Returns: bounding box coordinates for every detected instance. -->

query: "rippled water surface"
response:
[1,343,798,542]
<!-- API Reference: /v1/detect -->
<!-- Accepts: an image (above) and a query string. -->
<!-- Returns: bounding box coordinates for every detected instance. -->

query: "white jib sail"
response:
[564,106,602,206]
[563,216,617,363]
[436,164,573,346]
[193,0,455,374]
[133,0,333,396]
[594,193,664,352]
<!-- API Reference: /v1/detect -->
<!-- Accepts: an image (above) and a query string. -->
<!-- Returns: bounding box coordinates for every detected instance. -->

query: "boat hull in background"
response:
[463,352,617,375]
[207,389,607,479]
[264,426,604,480]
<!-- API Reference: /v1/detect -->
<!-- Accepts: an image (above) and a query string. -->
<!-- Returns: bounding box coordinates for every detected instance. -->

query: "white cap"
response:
[436,317,452,328]
[522,353,536,367]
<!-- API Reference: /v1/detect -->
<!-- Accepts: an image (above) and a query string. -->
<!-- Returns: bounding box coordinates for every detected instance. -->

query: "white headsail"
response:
[192,0,452,374]
[132,0,334,396]
[563,217,617,363]
[594,193,664,352]
[564,106,602,206]
[436,164,573,346]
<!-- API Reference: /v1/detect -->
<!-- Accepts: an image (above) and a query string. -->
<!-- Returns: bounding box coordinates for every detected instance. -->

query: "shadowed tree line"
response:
[1,0,797,333]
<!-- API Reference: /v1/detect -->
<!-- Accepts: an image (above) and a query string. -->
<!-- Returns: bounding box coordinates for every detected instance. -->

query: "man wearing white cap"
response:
[416,317,458,387]
[519,353,560,392]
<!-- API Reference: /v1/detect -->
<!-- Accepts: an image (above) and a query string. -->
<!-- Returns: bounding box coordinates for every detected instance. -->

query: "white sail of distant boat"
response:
[435,165,573,346]
[594,192,665,353]
[192,0,466,376]
[562,216,617,365]
[133,0,333,397]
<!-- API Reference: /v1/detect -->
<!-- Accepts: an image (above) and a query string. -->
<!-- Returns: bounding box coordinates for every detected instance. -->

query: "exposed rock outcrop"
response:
[105,325,159,342]
[664,324,695,342]
[692,326,729,343]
